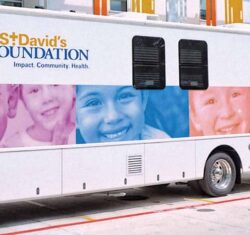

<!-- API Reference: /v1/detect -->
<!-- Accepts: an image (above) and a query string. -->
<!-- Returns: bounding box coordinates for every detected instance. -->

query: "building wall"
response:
[47,0,93,13]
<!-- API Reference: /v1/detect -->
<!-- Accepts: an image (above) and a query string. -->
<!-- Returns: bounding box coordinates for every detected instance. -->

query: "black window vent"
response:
[179,49,203,64]
[179,39,208,90]
[133,36,165,89]
[133,47,159,64]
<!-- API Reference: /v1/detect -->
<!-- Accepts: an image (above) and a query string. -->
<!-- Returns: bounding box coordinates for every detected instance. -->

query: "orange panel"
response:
[93,0,107,16]
[102,0,107,15]
[229,0,233,23]
[206,0,211,25]
[225,0,243,24]
[93,0,100,15]
[233,0,243,22]
[225,0,228,24]
[132,0,134,11]
[212,0,216,26]
[141,0,155,14]
[206,0,216,26]
[132,0,141,12]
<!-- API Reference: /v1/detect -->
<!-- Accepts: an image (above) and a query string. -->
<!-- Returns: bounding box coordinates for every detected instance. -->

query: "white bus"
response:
[0,6,250,203]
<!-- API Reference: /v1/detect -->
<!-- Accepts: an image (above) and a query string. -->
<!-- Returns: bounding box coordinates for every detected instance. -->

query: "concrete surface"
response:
[0,177,250,235]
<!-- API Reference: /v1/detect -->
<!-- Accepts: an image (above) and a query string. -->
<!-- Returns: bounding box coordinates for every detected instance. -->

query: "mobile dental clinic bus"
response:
[0,6,250,203]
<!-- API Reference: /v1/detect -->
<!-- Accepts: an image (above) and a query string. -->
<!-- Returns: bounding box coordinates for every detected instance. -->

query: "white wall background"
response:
[244,0,250,23]
[216,0,225,25]
[23,0,42,8]
[48,0,93,13]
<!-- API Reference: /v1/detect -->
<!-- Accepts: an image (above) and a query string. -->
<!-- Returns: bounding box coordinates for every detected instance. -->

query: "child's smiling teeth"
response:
[42,107,59,117]
[104,128,128,139]
[220,127,233,132]
[217,124,239,133]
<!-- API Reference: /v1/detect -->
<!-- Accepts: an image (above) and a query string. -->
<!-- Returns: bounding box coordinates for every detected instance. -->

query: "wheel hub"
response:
[211,159,232,190]
[214,168,223,180]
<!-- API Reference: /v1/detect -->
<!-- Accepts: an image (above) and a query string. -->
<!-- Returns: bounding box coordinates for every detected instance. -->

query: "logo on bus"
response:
[0,32,89,61]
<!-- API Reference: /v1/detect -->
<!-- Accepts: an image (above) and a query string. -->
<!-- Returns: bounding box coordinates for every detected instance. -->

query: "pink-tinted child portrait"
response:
[0,85,19,144]
[5,84,76,147]
[189,87,250,136]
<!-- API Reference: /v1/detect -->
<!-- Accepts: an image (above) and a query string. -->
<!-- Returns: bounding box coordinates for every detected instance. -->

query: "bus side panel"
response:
[62,144,144,194]
[0,149,61,202]
[145,141,195,184]
[195,137,250,179]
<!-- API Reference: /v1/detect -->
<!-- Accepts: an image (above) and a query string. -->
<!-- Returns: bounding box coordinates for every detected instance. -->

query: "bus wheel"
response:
[199,152,236,197]
[188,180,205,195]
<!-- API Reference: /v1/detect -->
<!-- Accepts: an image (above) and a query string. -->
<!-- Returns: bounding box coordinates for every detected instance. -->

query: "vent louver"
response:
[127,155,143,175]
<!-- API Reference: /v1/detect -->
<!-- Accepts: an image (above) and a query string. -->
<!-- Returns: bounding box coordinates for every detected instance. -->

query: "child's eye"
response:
[84,99,102,107]
[232,92,241,98]
[204,98,215,106]
[118,92,135,103]
[29,88,39,94]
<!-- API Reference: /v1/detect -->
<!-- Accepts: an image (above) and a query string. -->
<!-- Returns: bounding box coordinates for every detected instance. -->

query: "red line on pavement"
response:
[1,196,250,235]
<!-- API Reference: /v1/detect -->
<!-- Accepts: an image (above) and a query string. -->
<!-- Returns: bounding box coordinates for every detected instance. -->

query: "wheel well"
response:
[208,145,242,184]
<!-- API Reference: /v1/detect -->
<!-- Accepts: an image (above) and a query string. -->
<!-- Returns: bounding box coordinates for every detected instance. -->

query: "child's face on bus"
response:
[0,85,18,141]
[76,86,146,143]
[190,87,250,135]
[21,85,75,131]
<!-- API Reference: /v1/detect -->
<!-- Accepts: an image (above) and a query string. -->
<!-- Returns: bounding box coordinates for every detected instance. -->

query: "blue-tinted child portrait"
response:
[76,85,168,144]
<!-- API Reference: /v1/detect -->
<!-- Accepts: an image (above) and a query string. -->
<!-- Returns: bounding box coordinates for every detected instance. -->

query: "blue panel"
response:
[111,2,122,11]
[145,86,189,138]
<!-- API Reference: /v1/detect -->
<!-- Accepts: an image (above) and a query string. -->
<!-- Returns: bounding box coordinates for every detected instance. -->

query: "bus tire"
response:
[188,180,205,195]
[199,152,236,197]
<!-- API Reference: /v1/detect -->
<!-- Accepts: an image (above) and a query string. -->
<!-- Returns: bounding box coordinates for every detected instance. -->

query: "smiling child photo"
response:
[4,84,76,147]
[76,85,169,144]
[189,87,250,136]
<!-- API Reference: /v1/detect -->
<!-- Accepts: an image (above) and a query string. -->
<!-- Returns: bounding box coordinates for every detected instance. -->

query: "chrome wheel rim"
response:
[210,159,232,190]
